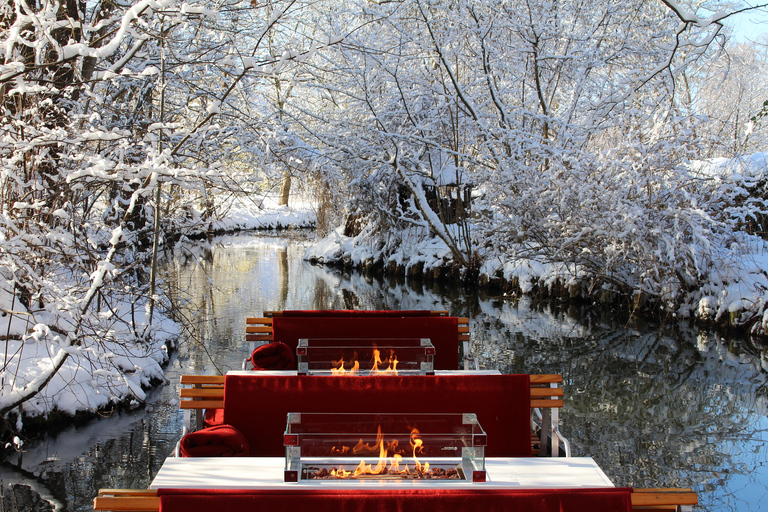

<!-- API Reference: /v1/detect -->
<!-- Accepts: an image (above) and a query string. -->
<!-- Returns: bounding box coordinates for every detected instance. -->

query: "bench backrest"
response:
[223,373,533,457]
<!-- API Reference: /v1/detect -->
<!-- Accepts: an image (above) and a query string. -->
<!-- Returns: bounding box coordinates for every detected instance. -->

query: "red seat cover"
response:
[223,374,532,457]
[272,316,460,370]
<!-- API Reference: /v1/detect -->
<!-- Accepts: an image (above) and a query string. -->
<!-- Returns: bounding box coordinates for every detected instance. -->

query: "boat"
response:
[94,310,698,512]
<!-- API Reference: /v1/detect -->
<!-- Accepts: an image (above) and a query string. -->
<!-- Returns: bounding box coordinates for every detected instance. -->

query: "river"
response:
[2,232,767,511]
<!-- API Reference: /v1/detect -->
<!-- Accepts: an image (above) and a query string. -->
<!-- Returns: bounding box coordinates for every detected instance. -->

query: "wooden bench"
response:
[93,487,698,511]
[245,310,474,371]
[180,373,568,457]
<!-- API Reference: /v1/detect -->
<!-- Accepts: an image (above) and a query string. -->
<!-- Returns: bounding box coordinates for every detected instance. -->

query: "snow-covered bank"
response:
[0,195,316,439]
[306,226,768,335]
[205,195,316,232]
[305,154,768,337]
[0,277,178,440]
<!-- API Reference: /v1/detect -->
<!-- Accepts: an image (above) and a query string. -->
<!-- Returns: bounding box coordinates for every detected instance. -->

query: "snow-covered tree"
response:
[0,0,328,433]
[288,0,767,308]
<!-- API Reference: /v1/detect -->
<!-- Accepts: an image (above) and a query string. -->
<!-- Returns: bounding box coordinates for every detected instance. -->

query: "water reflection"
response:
[3,232,767,511]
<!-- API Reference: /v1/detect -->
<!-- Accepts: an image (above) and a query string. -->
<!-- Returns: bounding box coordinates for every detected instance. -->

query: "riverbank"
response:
[0,196,317,445]
[304,153,768,339]
[304,225,768,340]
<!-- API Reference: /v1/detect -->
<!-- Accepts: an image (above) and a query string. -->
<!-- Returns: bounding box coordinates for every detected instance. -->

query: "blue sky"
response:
[728,8,768,42]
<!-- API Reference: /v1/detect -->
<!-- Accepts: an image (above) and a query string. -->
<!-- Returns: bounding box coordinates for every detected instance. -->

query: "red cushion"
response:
[179,425,250,457]
[250,342,294,370]
[273,316,460,370]
[158,488,633,512]
[203,408,224,428]
[223,374,531,457]
[281,310,432,317]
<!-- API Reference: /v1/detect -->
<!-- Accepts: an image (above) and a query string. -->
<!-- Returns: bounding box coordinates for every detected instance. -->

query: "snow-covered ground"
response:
[0,195,316,439]
[0,282,178,443]
[206,195,316,232]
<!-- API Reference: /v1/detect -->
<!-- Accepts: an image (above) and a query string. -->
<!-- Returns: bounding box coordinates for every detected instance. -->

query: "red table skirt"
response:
[280,310,433,317]
[158,488,633,512]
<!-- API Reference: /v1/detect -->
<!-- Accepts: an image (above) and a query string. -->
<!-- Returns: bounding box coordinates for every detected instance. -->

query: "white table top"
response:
[151,457,614,490]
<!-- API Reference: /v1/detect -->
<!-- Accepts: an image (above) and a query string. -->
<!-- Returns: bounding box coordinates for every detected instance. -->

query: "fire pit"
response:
[283,412,486,483]
[296,338,435,376]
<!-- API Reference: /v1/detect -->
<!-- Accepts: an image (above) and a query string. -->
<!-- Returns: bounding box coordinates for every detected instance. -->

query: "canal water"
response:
[2,232,767,511]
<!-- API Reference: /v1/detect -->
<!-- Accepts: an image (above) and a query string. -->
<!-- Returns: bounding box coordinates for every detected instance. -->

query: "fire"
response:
[369,345,399,375]
[331,352,360,375]
[329,345,399,375]
[330,467,352,478]
[329,426,432,479]
[410,428,428,472]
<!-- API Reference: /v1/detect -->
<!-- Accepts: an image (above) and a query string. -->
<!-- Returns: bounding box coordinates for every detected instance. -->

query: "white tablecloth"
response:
[151,457,614,490]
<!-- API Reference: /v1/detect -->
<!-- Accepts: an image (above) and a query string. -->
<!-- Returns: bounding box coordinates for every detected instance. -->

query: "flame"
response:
[389,453,402,473]
[352,425,383,454]
[331,352,360,375]
[329,426,431,478]
[331,467,352,478]
[410,428,426,472]
[369,345,399,375]
[328,345,399,376]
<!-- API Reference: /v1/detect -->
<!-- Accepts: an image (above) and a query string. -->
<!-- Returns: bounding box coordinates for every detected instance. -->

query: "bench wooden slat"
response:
[630,490,698,507]
[246,317,273,324]
[529,374,562,384]
[530,387,564,398]
[180,375,225,385]
[633,488,695,493]
[179,399,224,410]
[180,388,225,399]
[93,496,160,511]
[98,490,158,497]
[246,334,274,342]
[246,325,275,333]
[531,398,564,408]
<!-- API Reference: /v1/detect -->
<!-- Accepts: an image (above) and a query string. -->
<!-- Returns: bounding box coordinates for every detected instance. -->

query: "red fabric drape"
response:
[203,409,224,429]
[223,374,531,457]
[250,342,294,370]
[158,488,633,512]
[281,310,433,317]
[179,425,250,457]
[272,316,460,370]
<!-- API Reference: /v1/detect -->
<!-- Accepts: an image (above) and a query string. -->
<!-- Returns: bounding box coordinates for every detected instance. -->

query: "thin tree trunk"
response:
[278,173,291,206]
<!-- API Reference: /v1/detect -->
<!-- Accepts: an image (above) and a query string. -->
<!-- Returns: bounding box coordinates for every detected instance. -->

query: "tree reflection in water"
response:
[473,304,768,511]
[4,233,766,511]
